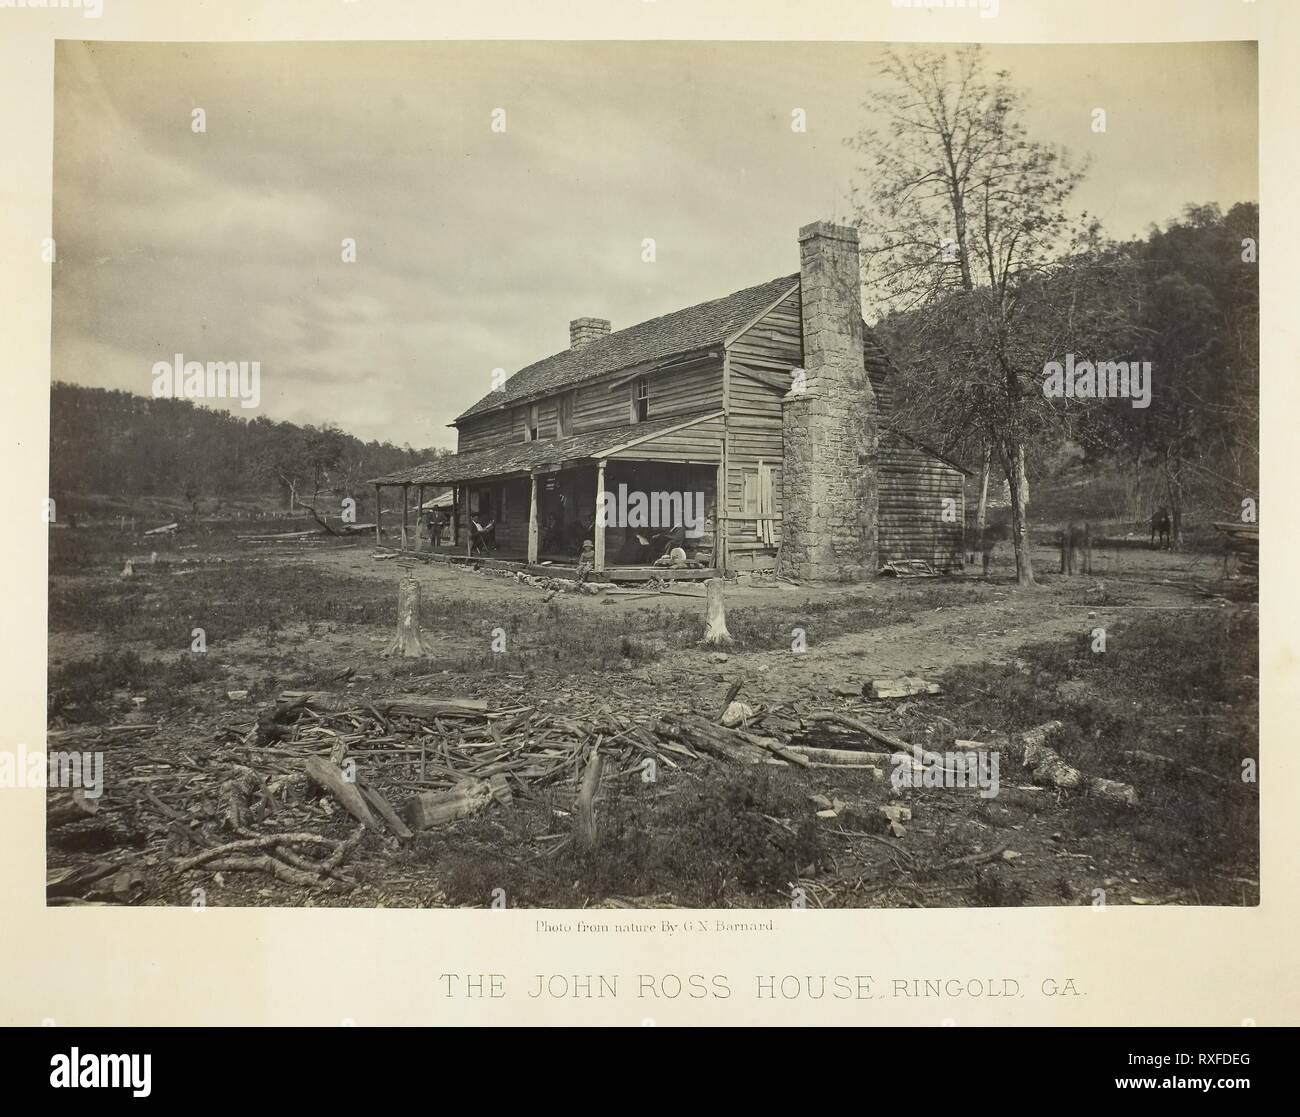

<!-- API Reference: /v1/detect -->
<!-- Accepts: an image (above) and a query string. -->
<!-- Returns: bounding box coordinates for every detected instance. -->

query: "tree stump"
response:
[702,578,732,645]
[386,574,429,657]
[575,746,604,848]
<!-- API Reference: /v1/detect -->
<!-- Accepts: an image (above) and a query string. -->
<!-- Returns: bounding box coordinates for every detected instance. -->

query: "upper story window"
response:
[632,377,649,423]
[520,403,539,442]
[557,391,575,438]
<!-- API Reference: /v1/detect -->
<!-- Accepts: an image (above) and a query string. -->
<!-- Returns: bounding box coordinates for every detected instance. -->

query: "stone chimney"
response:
[778,220,878,582]
[569,317,611,350]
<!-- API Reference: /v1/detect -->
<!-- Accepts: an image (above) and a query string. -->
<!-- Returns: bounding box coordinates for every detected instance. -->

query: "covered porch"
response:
[368,412,727,577]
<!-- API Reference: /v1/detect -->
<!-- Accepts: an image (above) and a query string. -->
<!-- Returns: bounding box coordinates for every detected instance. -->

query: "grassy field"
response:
[45,523,1258,908]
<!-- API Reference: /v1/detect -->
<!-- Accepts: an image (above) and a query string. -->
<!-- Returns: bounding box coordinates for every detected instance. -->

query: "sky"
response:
[52,39,1258,451]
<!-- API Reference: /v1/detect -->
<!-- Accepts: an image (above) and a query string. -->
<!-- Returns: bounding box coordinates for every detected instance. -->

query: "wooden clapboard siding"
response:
[730,367,788,416]
[863,332,898,422]
[878,434,966,572]
[866,360,895,420]
[604,414,724,463]
[536,399,559,440]
[459,358,725,451]
[457,408,514,453]
[573,375,631,433]
[727,289,802,373]
[721,291,801,554]
[650,361,724,419]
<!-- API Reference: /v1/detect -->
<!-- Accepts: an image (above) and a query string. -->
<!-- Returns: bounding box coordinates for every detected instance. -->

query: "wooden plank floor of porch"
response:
[375,545,719,582]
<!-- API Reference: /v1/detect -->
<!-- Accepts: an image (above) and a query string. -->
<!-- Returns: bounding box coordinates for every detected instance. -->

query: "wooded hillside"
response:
[49,383,444,510]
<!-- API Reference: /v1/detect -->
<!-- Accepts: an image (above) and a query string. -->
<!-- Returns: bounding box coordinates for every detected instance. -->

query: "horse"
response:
[1150,507,1172,550]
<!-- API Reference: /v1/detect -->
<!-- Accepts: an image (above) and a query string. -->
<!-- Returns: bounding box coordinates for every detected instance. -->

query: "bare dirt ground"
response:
[45,530,1258,910]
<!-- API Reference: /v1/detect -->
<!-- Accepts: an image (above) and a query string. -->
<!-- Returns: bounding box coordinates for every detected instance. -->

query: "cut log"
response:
[47,860,117,899]
[47,788,101,827]
[357,782,414,839]
[720,700,754,728]
[1089,776,1138,806]
[304,756,383,831]
[656,714,768,764]
[737,731,813,768]
[488,774,513,806]
[785,744,892,767]
[1019,721,1065,750]
[401,777,494,830]
[868,677,941,699]
[277,692,489,719]
[576,746,604,847]
[1020,723,1081,789]
[385,574,429,657]
[702,578,732,645]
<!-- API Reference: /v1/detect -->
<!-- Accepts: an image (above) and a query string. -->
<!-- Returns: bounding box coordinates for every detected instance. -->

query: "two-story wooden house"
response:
[372,220,967,580]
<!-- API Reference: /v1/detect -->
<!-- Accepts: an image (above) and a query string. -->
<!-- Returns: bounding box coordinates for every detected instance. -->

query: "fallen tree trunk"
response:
[304,756,383,832]
[47,789,101,828]
[278,693,489,719]
[783,744,892,767]
[401,778,494,830]
[656,714,768,764]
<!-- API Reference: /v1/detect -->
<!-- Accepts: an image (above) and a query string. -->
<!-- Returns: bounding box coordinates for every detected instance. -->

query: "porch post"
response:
[401,485,410,549]
[527,473,539,565]
[415,484,425,552]
[374,485,382,546]
[715,462,727,572]
[594,460,607,572]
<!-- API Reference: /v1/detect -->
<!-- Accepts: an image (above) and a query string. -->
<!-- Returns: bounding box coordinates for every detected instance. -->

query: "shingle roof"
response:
[455,273,800,421]
[371,412,720,486]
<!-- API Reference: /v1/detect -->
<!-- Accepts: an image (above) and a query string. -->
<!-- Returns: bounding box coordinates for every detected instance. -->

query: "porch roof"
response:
[370,411,720,486]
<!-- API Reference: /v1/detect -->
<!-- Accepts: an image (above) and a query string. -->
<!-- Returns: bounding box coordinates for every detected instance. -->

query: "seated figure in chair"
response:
[469,517,495,555]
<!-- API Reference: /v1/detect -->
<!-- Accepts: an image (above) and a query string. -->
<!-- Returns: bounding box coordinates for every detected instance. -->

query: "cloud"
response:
[52,40,1257,450]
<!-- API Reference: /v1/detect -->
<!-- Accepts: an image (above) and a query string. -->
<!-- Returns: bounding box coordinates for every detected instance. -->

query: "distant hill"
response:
[49,383,444,514]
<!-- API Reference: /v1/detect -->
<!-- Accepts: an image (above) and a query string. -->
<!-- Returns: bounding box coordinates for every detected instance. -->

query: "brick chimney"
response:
[569,317,611,350]
[778,220,879,582]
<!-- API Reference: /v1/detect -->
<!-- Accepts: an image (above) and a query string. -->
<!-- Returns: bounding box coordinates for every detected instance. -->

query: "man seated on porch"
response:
[616,530,653,564]
[652,519,687,560]
[469,516,495,555]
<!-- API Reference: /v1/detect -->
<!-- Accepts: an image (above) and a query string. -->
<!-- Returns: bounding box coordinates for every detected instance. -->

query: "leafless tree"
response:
[849,45,1089,584]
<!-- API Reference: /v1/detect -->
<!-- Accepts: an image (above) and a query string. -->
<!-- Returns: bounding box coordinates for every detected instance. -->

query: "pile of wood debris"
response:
[45,686,1138,905]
